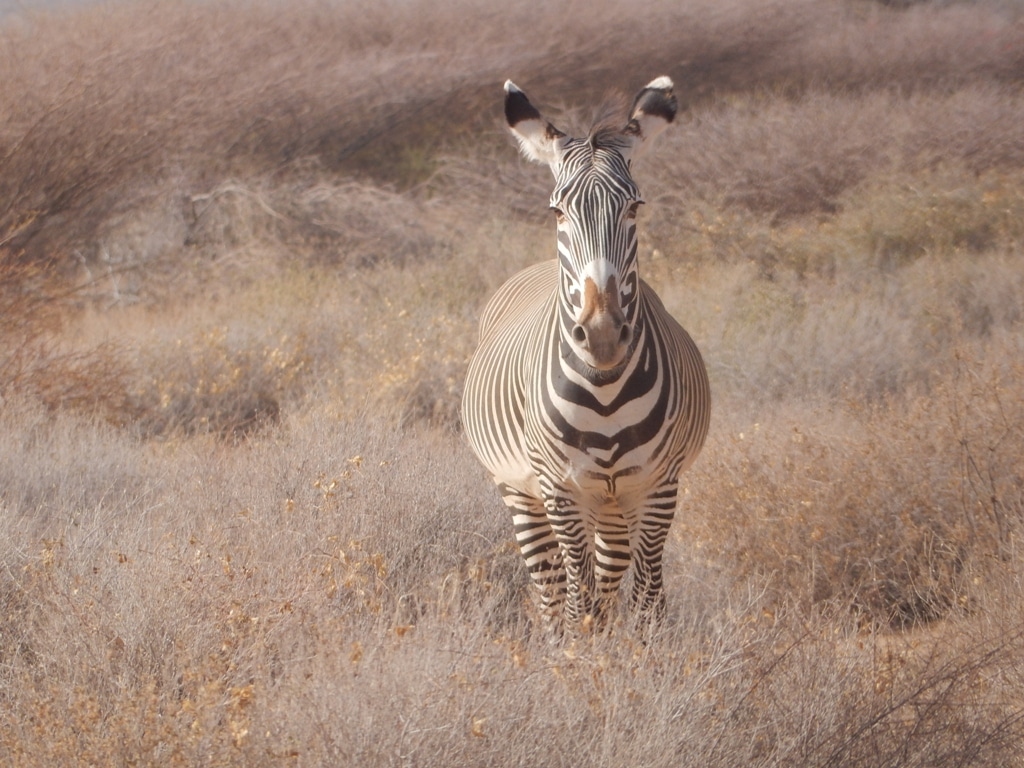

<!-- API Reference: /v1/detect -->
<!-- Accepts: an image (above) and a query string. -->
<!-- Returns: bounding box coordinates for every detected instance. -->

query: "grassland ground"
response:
[3,0,1024,765]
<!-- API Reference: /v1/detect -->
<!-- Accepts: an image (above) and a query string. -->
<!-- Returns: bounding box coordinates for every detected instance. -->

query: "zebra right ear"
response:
[505,80,567,170]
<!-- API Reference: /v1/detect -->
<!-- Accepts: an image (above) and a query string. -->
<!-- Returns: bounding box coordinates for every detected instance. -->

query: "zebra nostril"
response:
[619,324,631,345]
[571,325,587,344]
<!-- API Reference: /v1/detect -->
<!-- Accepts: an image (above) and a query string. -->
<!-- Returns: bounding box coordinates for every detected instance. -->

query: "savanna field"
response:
[2,0,1024,764]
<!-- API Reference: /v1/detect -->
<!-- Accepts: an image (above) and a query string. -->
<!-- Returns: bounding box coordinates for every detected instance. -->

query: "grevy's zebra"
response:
[462,77,710,630]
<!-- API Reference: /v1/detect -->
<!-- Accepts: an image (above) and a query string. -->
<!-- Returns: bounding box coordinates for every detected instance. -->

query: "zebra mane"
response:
[586,125,631,153]
[585,93,631,152]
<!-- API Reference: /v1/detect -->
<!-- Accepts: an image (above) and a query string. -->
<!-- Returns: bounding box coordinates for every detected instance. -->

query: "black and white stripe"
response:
[462,77,710,629]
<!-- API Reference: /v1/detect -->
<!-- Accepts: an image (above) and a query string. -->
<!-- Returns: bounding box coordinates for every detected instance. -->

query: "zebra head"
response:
[504,76,677,373]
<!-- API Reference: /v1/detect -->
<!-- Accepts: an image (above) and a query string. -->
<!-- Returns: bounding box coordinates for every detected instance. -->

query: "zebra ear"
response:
[622,76,677,161]
[505,80,567,169]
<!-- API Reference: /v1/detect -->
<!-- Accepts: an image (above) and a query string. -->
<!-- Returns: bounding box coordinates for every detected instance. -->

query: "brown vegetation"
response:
[2,0,1024,764]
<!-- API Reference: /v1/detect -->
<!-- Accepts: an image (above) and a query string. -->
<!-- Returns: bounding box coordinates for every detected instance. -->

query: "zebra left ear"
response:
[622,76,677,161]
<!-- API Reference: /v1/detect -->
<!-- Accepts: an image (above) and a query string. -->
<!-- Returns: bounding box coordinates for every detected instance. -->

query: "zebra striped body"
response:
[462,77,710,628]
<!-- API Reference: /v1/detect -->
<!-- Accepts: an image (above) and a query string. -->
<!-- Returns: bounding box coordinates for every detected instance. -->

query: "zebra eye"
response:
[551,206,566,223]
[626,201,644,220]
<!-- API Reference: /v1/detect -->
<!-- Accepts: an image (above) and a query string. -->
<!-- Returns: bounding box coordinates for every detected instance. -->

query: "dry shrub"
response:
[127,325,305,439]
[651,250,1024,417]
[9,345,137,425]
[0,410,523,764]
[0,0,453,265]
[0,253,57,398]
[0,250,137,423]
[684,348,1024,629]
[649,86,1024,226]
[663,92,884,219]
[3,0,1024,275]
[66,245,481,437]
[2,407,1024,766]
[951,348,1024,561]
[838,167,1024,271]
[186,176,438,269]
[633,163,1024,297]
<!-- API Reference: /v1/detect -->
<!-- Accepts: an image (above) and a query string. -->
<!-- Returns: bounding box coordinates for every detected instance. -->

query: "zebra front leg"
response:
[500,485,566,626]
[594,519,631,624]
[545,499,599,630]
[628,494,678,623]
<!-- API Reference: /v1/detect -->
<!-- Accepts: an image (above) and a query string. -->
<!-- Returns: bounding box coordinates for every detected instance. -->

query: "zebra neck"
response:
[542,315,670,465]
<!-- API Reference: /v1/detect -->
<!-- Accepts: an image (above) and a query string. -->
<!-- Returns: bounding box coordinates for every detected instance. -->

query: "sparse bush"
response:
[129,326,298,439]
[840,168,1024,271]
[0,251,138,423]
[185,177,438,269]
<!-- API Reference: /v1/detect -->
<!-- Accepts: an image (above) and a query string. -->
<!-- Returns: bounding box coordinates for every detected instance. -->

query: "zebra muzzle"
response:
[573,277,631,369]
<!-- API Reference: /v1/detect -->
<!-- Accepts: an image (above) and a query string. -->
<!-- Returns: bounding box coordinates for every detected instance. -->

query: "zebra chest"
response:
[532,376,669,471]
[529,416,661,513]
[557,458,651,515]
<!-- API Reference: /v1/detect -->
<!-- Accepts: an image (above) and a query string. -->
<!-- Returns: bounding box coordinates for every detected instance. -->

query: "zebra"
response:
[461,76,710,631]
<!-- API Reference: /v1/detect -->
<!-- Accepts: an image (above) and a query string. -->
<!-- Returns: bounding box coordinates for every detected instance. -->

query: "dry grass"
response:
[3,0,1024,764]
